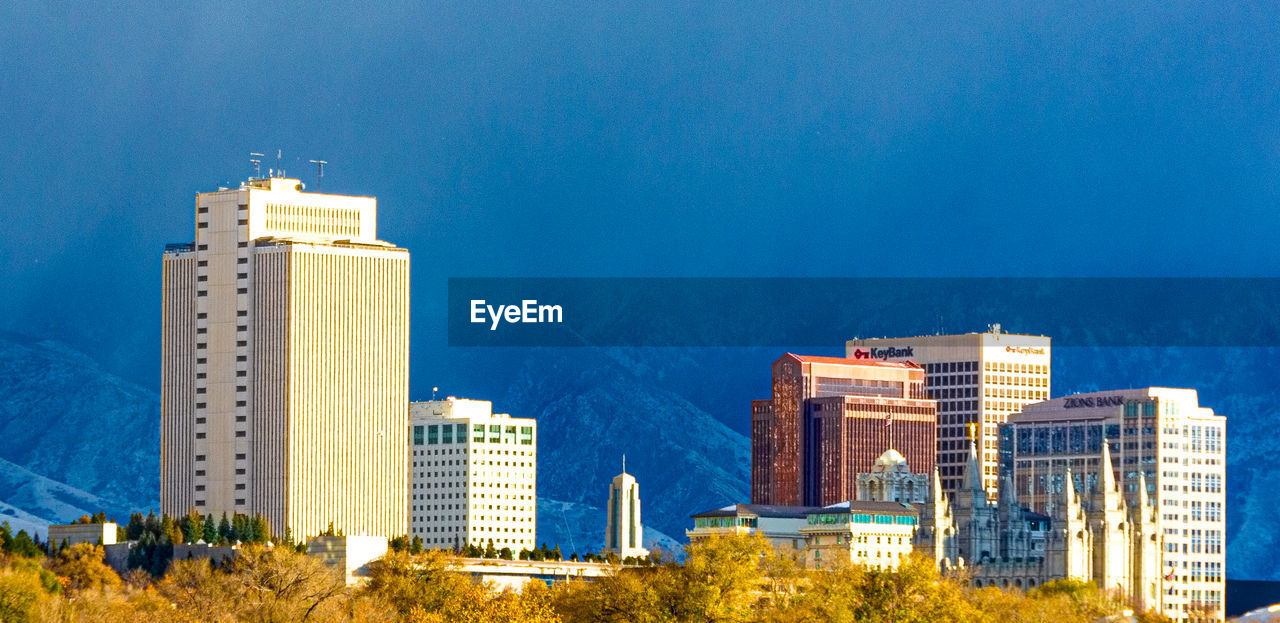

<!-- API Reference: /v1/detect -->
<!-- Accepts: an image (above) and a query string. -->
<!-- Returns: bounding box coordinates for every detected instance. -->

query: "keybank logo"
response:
[852,347,914,360]
[1005,346,1047,355]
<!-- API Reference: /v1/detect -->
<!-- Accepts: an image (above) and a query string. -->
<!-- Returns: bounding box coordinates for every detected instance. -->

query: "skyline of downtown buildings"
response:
[154,177,1226,619]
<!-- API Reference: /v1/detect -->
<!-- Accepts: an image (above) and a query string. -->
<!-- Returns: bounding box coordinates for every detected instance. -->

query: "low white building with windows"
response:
[408,398,537,553]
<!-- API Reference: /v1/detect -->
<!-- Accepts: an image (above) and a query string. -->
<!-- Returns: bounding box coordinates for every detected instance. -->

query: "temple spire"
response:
[1099,442,1117,494]
[962,422,983,493]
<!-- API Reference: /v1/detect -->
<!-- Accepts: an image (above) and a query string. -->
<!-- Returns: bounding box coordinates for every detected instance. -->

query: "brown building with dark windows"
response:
[751,353,937,507]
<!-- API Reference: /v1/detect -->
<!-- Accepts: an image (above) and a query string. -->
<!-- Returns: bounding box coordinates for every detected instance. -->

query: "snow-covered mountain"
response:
[0,332,158,533]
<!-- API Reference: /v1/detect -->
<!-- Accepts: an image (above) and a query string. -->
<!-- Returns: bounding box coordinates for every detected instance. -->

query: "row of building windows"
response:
[927,361,979,374]
[411,424,534,446]
[927,374,977,387]
[981,362,1048,375]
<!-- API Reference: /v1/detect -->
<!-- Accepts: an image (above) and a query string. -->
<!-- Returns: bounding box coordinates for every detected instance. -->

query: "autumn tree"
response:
[360,549,473,618]
[48,543,122,594]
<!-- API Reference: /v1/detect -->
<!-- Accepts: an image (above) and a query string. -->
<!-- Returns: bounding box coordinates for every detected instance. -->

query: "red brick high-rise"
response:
[751,353,936,507]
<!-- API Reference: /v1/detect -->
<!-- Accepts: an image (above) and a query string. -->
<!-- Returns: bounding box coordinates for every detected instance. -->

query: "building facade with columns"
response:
[161,177,409,541]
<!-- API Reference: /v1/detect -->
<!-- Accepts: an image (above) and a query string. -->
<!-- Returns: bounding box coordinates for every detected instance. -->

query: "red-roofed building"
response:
[751,353,937,506]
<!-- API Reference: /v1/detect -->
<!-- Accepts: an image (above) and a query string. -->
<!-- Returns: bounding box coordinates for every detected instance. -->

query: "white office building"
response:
[409,398,537,553]
[161,177,409,541]
[847,325,1051,498]
[1005,388,1226,621]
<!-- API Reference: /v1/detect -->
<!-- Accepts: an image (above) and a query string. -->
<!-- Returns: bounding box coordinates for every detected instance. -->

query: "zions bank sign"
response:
[851,347,914,361]
[1063,395,1125,409]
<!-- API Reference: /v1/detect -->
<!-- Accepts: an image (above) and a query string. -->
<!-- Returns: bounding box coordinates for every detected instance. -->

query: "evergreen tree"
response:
[250,515,272,544]
[552,544,563,561]
[389,535,409,552]
[218,513,232,545]
[499,547,513,560]
[409,536,422,554]
[160,514,183,545]
[202,514,217,543]
[5,529,42,558]
[125,512,145,540]
[181,509,203,543]
[231,514,250,543]
[144,511,161,536]
[484,540,497,559]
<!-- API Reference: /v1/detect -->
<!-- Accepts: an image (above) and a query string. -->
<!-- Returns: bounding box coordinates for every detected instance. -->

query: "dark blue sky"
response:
[2,2,1279,388]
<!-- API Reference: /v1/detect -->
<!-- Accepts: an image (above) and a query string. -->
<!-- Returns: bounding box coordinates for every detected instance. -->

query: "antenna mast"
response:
[275,149,283,177]
[309,159,328,190]
[249,153,264,179]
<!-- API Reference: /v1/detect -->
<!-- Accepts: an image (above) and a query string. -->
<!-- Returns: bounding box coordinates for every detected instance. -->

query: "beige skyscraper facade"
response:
[847,325,1051,498]
[162,177,409,541]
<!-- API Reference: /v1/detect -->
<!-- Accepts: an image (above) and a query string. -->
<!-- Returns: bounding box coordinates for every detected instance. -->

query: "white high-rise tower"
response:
[160,176,409,541]
[604,458,649,560]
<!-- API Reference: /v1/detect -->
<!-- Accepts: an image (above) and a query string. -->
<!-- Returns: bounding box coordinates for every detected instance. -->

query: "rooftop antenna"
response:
[275,149,282,177]
[249,153,264,179]
[432,386,438,400]
[309,159,327,190]
[622,454,626,475]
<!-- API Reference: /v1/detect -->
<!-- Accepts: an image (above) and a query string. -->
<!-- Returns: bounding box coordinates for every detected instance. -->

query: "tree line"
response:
[386,536,650,566]
[0,528,1177,622]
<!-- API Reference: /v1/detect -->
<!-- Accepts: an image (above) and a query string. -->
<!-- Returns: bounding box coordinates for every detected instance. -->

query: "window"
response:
[428,425,439,445]
[413,426,424,445]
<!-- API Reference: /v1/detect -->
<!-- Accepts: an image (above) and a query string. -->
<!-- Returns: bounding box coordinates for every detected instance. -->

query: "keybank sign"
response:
[1005,346,1047,355]
[852,347,914,361]
[1063,395,1125,409]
